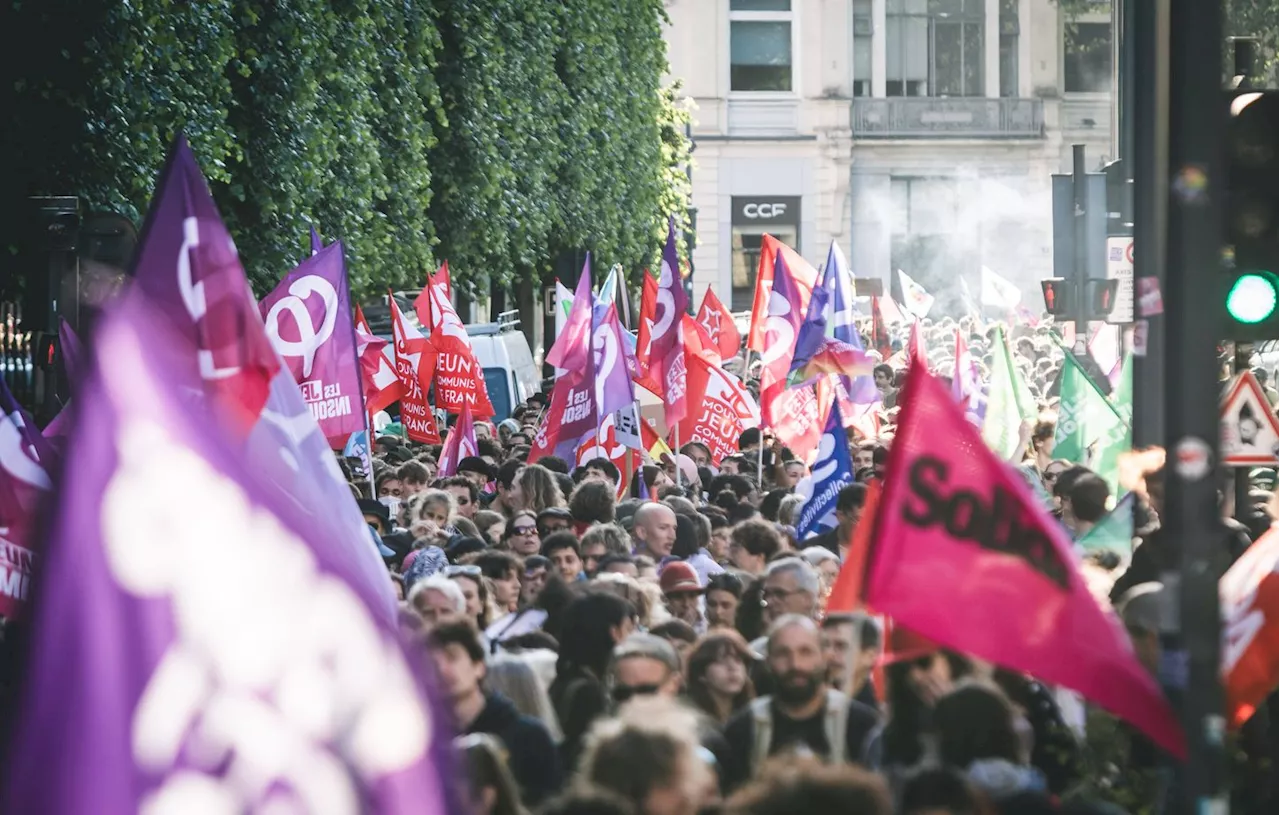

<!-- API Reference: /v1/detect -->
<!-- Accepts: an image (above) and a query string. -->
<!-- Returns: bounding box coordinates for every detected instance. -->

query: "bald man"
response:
[632,502,678,561]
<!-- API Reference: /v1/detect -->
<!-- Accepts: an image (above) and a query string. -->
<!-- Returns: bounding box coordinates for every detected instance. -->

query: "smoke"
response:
[856,169,1054,320]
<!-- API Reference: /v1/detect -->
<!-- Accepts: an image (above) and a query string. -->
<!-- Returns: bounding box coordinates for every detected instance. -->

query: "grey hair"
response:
[486,654,564,742]
[765,613,820,654]
[407,574,466,613]
[765,556,821,597]
[778,494,806,526]
[800,546,840,568]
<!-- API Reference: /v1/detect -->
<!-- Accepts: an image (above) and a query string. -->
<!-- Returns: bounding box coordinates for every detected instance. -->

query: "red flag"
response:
[413,261,450,331]
[869,297,892,361]
[437,403,478,477]
[421,279,494,418]
[636,270,658,372]
[694,288,742,362]
[747,235,818,352]
[865,358,1185,758]
[766,383,827,463]
[574,414,630,498]
[354,305,404,416]
[907,320,928,370]
[1221,524,1279,728]
[388,293,440,444]
[678,355,761,465]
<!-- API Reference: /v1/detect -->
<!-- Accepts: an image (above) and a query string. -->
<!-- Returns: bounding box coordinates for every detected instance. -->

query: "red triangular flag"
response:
[865,357,1185,758]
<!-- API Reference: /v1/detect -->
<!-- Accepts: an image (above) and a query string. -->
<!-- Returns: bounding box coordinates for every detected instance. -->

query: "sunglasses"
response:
[443,565,482,578]
[512,525,538,535]
[611,683,662,704]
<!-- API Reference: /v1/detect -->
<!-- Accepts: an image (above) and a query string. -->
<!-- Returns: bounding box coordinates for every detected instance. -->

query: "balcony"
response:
[852,97,1044,139]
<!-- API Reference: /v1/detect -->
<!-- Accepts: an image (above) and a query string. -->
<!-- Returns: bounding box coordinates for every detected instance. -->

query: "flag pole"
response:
[673,424,682,488]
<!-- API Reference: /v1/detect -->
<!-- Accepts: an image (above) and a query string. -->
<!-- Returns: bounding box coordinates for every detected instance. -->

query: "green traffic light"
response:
[1227,273,1279,324]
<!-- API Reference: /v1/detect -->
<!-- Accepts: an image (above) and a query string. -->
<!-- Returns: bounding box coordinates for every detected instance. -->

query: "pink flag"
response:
[759,252,814,428]
[907,320,928,370]
[0,378,53,619]
[437,404,478,477]
[866,358,1185,758]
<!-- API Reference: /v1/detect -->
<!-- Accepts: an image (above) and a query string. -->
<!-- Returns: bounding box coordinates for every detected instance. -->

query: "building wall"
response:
[664,0,1116,317]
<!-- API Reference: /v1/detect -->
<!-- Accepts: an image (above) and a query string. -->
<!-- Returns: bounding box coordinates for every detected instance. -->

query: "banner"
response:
[866,359,1185,758]
[678,356,761,465]
[795,399,853,539]
[388,294,441,444]
[0,299,453,813]
[260,242,365,443]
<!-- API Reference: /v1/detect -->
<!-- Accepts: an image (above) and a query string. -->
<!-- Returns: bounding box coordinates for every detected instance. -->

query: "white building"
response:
[664,0,1116,314]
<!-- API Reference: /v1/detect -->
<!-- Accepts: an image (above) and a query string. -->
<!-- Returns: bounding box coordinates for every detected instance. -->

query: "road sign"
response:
[1106,236,1135,324]
[1220,370,1279,466]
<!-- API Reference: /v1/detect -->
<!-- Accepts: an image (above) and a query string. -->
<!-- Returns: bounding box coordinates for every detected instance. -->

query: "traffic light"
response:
[1223,90,1278,339]
[1085,278,1119,320]
[1040,278,1073,317]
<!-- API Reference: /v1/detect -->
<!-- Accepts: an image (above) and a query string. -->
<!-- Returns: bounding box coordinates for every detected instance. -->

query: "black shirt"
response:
[720,694,881,791]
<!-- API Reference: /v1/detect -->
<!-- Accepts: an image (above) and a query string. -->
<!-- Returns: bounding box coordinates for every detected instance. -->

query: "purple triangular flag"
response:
[128,135,394,617]
[310,225,323,256]
[0,295,456,813]
[259,241,365,443]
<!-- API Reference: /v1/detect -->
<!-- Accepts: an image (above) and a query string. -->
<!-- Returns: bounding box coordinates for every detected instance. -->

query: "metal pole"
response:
[1232,342,1253,522]
[1130,0,1169,449]
[1071,145,1090,350]
[1160,0,1227,812]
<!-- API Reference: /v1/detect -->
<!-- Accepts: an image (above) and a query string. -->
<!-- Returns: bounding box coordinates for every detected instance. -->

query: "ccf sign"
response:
[742,202,788,219]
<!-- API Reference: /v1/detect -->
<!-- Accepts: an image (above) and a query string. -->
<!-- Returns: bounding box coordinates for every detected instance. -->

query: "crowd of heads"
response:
[337,312,1277,815]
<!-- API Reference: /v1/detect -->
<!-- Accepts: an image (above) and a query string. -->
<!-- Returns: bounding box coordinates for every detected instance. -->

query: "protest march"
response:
[0,134,1274,815]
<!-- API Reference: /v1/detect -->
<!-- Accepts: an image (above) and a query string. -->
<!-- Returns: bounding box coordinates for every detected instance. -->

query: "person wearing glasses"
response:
[502,511,542,557]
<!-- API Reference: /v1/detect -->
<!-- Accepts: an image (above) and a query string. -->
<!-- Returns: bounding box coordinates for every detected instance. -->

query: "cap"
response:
[659,561,704,595]
[368,526,396,559]
[457,455,495,480]
[357,498,391,526]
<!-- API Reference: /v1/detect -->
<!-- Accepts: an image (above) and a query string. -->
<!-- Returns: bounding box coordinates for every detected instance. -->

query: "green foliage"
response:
[1,0,689,301]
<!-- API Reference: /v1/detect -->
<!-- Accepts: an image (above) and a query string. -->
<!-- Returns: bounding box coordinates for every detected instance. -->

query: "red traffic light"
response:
[1086,279,1120,320]
[1040,278,1073,317]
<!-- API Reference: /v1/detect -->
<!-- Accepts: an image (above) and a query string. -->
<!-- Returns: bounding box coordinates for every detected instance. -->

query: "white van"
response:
[466,311,541,421]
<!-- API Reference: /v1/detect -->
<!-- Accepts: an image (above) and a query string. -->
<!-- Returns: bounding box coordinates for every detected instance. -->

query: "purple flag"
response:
[789,255,833,376]
[130,135,394,618]
[259,242,365,443]
[546,257,594,372]
[653,218,689,427]
[592,268,635,421]
[0,297,454,813]
[310,225,323,256]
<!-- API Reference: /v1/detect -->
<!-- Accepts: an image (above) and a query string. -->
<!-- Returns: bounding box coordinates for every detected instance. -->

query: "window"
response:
[730,196,801,311]
[853,0,873,97]
[1064,22,1112,93]
[886,0,984,97]
[999,0,1018,97]
[730,0,793,92]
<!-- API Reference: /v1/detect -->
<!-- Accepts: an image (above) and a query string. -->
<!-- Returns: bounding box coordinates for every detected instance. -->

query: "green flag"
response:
[1053,350,1129,493]
[1094,354,1133,493]
[1077,492,1136,555]
[982,326,1038,459]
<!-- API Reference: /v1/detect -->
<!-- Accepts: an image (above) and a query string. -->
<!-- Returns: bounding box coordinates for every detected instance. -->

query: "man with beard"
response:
[721,615,882,791]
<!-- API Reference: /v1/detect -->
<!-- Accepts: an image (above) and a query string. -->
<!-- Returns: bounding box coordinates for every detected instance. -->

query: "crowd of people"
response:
[341,315,1277,815]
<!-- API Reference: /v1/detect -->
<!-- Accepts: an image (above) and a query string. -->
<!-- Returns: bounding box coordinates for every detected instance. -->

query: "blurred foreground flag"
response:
[865,357,1185,759]
[1221,523,1278,729]
[1,297,454,813]
[0,376,54,619]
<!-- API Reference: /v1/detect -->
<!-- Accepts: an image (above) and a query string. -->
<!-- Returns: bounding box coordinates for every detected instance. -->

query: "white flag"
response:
[897,270,935,318]
[981,265,1022,310]
[554,279,574,338]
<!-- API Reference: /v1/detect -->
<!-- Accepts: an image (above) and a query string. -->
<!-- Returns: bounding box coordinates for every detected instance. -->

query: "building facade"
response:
[664,0,1115,314]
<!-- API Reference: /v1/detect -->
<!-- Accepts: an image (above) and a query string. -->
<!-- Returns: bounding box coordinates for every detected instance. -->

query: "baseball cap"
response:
[658,561,704,596]
[458,456,495,481]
